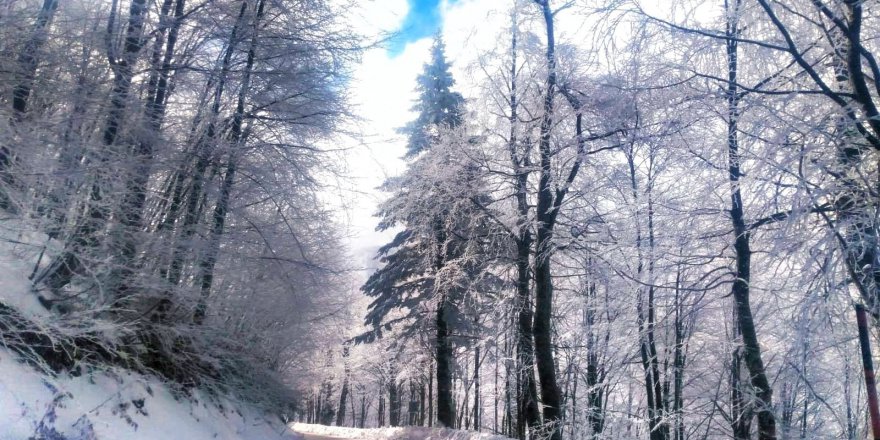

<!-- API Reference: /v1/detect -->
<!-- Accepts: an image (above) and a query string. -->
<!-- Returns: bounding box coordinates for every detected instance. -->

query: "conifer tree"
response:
[399,36,465,158]
[363,36,482,428]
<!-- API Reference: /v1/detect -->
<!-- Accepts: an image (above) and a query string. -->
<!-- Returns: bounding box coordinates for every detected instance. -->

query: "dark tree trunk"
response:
[408,380,418,426]
[529,3,605,438]
[474,344,481,430]
[11,0,59,117]
[672,268,687,440]
[389,380,401,427]
[161,0,248,320]
[856,303,880,439]
[5,0,60,202]
[337,346,351,426]
[360,394,367,428]
[436,296,454,427]
[725,2,776,438]
[628,145,668,440]
[111,0,185,299]
[36,0,149,298]
[320,380,335,425]
[378,392,385,427]
[435,214,455,428]
[505,10,540,439]
[429,360,434,427]
[494,340,499,434]
[584,279,605,438]
[419,377,426,426]
[194,0,263,324]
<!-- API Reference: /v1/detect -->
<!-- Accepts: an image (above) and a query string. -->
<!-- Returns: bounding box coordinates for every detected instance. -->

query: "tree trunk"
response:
[435,214,455,428]
[533,2,563,438]
[474,344,481,431]
[672,268,687,440]
[161,0,248,320]
[337,346,351,426]
[429,359,434,427]
[110,0,185,299]
[585,279,605,438]
[4,0,59,206]
[506,10,541,438]
[194,0,263,323]
[36,0,148,298]
[389,380,400,427]
[725,2,776,437]
[11,0,59,117]
[378,391,385,427]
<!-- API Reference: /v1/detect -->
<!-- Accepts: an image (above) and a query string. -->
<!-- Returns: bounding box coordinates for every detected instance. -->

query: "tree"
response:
[399,36,465,158]
[363,36,479,429]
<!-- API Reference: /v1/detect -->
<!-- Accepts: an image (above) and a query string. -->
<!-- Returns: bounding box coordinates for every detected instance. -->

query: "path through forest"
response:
[295,433,347,440]
[288,423,513,440]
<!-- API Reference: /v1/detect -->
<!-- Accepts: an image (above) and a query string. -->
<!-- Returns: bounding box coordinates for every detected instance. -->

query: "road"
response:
[295,434,348,440]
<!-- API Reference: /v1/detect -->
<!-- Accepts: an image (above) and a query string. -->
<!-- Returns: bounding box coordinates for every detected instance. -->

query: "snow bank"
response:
[0,219,299,440]
[0,219,54,319]
[290,423,513,440]
[0,349,301,439]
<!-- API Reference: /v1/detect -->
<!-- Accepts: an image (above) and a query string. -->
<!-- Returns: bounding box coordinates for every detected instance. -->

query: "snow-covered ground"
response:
[290,423,513,440]
[0,219,300,440]
[0,352,301,439]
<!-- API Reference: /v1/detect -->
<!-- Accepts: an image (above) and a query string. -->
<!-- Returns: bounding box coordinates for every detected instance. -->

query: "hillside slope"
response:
[0,219,299,440]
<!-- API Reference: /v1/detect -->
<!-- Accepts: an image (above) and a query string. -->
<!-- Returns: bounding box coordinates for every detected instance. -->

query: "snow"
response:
[290,423,513,440]
[0,349,301,439]
[0,218,301,440]
[0,219,54,319]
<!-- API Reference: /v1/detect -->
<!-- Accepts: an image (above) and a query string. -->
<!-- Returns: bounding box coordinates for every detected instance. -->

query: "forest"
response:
[0,0,879,439]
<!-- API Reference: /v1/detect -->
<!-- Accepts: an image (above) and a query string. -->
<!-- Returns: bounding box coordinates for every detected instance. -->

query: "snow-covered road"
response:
[296,434,346,440]
[288,423,514,440]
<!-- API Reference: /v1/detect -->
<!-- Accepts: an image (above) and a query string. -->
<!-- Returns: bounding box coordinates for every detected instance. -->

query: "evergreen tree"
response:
[399,35,465,158]
[362,38,494,428]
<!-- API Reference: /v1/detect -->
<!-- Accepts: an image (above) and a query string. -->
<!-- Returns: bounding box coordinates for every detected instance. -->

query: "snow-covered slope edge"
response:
[0,219,299,440]
[291,422,513,440]
[1,348,300,439]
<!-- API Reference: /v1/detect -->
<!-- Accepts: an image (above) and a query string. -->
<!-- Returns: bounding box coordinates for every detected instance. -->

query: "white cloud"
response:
[336,37,433,272]
[347,0,410,37]
[440,0,508,97]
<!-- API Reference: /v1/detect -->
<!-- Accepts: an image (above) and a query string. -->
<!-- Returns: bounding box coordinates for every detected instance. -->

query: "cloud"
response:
[337,37,433,272]
[348,0,410,37]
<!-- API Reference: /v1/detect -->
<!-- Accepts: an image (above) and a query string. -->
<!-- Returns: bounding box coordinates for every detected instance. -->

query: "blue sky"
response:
[388,0,457,55]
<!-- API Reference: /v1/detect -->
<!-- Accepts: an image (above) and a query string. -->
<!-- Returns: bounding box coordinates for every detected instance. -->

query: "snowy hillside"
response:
[0,220,298,440]
[0,352,300,439]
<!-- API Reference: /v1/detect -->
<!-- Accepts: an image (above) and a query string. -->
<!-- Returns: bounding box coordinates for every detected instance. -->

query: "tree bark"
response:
[162,0,248,320]
[336,345,351,426]
[194,0,263,324]
[532,2,563,438]
[111,0,185,299]
[725,2,776,437]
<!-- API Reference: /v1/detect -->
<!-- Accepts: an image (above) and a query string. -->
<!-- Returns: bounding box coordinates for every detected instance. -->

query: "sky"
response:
[387,0,456,55]
[336,0,508,275]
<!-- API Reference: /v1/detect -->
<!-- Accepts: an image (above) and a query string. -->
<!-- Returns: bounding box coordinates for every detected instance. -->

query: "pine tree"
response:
[362,37,488,428]
[399,35,465,158]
